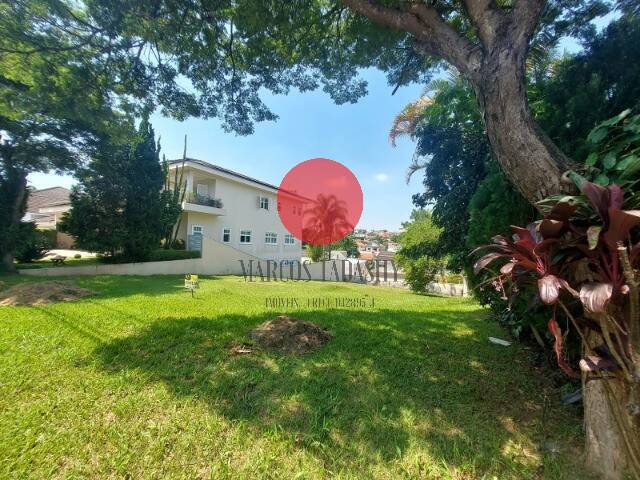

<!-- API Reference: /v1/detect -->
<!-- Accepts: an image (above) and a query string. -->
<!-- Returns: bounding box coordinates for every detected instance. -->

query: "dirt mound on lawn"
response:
[249,315,332,354]
[0,281,95,306]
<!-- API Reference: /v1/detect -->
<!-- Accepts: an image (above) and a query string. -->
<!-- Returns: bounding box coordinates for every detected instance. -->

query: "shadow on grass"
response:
[92,307,569,476]
[5,274,226,302]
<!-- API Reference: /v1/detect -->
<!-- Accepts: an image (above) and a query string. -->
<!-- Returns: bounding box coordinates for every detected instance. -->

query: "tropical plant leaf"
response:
[603,152,617,170]
[599,108,631,127]
[580,181,611,220]
[579,282,613,313]
[548,317,580,378]
[586,225,602,250]
[538,275,562,304]
[603,210,640,248]
[473,252,504,275]
[539,219,564,238]
[585,152,598,167]
[588,127,608,144]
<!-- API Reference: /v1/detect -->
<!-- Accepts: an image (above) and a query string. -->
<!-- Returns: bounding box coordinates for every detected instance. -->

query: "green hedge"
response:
[146,249,201,262]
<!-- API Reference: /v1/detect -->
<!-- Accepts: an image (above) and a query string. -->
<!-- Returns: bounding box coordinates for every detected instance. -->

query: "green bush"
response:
[14,223,55,263]
[145,249,200,262]
[404,256,444,293]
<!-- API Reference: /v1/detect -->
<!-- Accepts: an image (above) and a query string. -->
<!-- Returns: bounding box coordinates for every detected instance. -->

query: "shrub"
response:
[145,249,200,262]
[74,254,82,259]
[14,223,54,263]
[404,256,443,293]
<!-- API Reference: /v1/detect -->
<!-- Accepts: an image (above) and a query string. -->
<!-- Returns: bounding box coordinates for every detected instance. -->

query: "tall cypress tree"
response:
[61,119,174,261]
[121,119,165,261]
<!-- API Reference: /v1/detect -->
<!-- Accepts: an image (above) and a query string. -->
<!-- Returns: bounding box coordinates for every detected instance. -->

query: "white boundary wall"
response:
[19,236,468,296]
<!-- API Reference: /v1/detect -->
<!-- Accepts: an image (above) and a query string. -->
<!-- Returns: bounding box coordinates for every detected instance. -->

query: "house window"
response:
[284,234,295,245]
[259,196,269,210]
[265,232,277,245]
[240,230,252,244]
[222,228,231,243]
[196,183,208,197]
[192,225,204,235]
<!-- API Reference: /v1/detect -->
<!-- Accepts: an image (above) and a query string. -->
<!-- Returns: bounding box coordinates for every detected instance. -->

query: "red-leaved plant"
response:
[474,181,640,390]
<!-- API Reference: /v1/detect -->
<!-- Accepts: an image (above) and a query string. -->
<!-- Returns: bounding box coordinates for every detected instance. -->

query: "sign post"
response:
[184,274,199,297]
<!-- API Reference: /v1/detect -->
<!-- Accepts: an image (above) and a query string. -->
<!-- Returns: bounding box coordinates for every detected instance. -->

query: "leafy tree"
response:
[60,120,175,261]
[306,244,325,263]
[6,0,611,205]
[0,2,129,270]
[396,209,441,260]
[13,222,54,263]
[403,256,443,293]
[330,234,360,258]
[392,75,490,270]
[395,209,445,293]
[534,14,640,160]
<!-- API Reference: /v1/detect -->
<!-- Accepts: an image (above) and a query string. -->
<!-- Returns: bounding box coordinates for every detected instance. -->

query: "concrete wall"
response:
[20,235,260,277]
[426,282,468,297]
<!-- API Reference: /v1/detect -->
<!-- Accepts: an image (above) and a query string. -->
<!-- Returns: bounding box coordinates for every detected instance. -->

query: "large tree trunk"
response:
[340,1,636,477]
[0,164,28,272]
[473,51,575,204]
[583,330,640,480]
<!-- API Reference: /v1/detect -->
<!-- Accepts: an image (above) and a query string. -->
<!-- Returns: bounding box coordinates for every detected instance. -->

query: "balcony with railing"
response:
[182,192,226,215]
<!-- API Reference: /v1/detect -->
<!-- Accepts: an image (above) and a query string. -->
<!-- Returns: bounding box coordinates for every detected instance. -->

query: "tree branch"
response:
[462,0,505,48]
[510,0,546,50]
[341,0,482,79]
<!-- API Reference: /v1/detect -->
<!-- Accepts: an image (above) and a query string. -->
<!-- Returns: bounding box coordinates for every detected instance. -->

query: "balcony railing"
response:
[185,192,223,209]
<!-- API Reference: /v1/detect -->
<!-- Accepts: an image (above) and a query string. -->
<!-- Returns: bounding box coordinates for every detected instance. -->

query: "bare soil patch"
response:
[0,281,95,306]
[249,315,332,354]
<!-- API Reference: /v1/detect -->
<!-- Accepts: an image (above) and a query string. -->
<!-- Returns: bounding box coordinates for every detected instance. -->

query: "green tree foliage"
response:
[60,120,178,261]
[394,76,490,270]
[13,223,55,263]
[395,209,445,293]
[330,234,360,258]
[306,244,325,263]
[534,14,640,160]
[403,256,443,294]
[0,0,612,269]
[0,2,128,270]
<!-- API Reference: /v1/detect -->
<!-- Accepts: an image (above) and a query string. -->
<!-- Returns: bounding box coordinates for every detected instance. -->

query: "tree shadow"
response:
[7,274,225,302]
[92,307,578,476]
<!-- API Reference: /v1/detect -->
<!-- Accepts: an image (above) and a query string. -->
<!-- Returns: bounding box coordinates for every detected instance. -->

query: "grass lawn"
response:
[0,276,588,479]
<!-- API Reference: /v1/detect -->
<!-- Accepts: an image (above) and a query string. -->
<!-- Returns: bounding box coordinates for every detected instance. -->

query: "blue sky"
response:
[29,12,615,230]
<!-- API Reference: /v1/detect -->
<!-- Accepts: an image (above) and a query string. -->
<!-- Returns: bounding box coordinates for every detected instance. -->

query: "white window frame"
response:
[259,196,269,210]
[264,232,278,245]
[284,234,295,245]
[222,228,231,243]
[191,224,204,235]
[240,230,252,244]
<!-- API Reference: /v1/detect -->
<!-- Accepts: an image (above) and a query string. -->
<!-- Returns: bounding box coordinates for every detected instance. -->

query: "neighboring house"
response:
[23,186,71,229]
[23,187,75,248]
[387,241,399,253]
[168,158,304,263]
[358,241,381,254]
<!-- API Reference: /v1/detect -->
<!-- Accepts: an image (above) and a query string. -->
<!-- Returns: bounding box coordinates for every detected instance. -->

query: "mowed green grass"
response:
[0,275,587,479]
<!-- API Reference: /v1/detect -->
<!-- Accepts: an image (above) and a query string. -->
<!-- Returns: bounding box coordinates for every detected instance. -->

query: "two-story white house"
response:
[168,158,304,263]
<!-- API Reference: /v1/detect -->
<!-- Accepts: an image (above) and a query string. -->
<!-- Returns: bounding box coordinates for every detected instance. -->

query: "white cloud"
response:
[374,173,389,183]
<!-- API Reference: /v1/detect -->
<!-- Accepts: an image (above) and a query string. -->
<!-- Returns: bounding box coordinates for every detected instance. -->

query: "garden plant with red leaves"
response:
[475,179,640,473]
